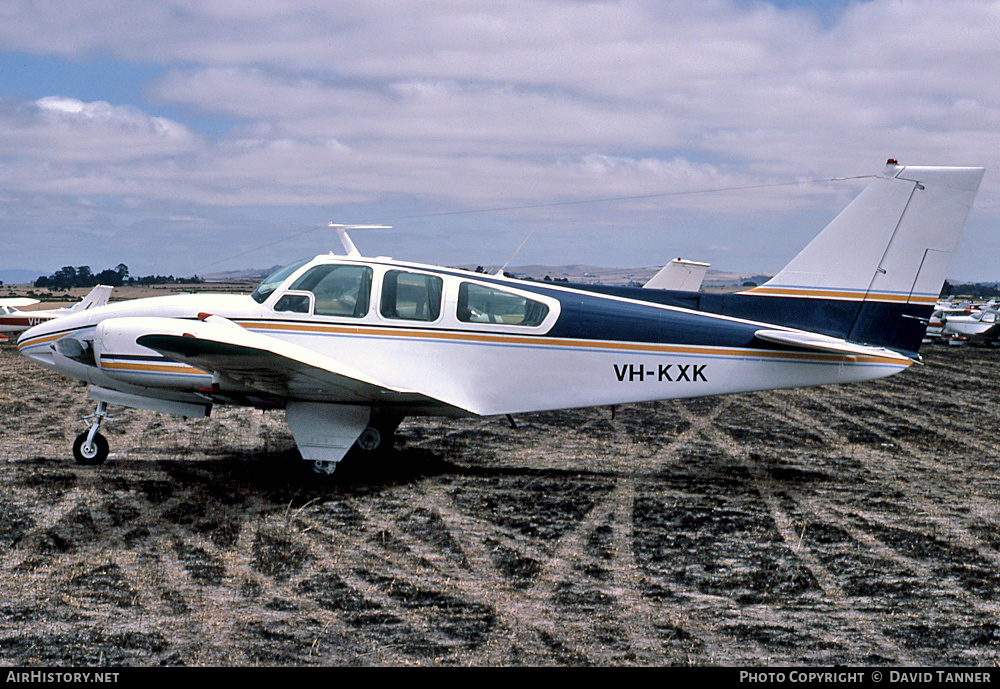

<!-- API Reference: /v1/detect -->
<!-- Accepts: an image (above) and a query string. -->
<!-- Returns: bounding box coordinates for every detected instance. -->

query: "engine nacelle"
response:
[94,317,213,390]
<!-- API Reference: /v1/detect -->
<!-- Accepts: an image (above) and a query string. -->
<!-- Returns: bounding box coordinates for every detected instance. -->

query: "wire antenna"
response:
[188,175,873,275]
[496,227,538,276]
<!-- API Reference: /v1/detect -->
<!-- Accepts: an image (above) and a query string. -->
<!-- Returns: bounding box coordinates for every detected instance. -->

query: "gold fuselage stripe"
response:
[236,320,910,366]
[742,286,937,304]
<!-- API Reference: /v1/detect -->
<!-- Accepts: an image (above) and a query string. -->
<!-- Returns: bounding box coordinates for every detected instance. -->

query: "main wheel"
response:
[73,431,109,465]
[355,425,388,453]
[353,413,401,456]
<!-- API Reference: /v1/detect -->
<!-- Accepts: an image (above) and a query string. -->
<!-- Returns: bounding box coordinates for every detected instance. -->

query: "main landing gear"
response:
[308,412,403,475]
[73,401,110,465]
[353,412,402,456]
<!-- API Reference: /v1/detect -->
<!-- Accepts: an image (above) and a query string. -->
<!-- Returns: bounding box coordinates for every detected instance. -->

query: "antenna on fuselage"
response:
[328,223,391,257]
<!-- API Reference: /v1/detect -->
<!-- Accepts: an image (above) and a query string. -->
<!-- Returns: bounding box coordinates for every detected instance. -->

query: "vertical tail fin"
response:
[67,285,114,313]
[744,160,984,355]
[644,258,710,291]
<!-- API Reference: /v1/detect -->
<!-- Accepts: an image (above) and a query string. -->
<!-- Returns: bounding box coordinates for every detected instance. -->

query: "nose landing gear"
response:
[72,401,111,465]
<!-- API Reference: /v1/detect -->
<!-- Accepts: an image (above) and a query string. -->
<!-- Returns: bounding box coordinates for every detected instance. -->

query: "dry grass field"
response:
[2,309,1000,666]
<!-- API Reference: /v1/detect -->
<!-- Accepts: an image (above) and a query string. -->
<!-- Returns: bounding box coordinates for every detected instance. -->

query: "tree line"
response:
[940,280,1000,299]
[33,264,203,289]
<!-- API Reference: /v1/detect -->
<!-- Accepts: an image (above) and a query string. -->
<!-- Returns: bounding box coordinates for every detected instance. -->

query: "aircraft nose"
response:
[17,315,81,366]
[18,320,57,364]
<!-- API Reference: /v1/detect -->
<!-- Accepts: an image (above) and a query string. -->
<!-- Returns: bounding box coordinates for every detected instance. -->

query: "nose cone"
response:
[18,311,89,367]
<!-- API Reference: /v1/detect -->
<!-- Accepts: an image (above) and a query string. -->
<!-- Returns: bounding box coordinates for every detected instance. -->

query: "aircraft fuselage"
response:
[18,255,912,421]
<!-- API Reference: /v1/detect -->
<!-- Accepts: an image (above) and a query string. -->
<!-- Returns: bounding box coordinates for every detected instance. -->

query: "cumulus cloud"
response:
[0,0,998,276]
[0,96,197,168]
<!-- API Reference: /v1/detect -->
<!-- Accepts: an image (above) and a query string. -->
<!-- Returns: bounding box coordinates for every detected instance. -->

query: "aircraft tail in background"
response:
[65,285,114,313]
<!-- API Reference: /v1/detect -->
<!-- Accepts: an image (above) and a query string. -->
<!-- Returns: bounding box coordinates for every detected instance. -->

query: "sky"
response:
[1,0,999,282]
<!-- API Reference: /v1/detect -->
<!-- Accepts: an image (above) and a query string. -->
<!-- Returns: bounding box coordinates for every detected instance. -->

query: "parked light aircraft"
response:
[17,161,984,472]
[0,286,113,335]
[924,302,974,342]
[941,306,1000,345]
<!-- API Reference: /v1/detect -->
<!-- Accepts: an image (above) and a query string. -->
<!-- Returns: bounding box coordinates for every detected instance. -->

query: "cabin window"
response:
[274,293,311,313]
[380,270,443,321]
[457,282,549,326]
[277,264,373,317]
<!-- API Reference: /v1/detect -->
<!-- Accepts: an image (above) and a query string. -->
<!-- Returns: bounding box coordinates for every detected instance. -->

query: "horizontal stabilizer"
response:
[754,329,913,362]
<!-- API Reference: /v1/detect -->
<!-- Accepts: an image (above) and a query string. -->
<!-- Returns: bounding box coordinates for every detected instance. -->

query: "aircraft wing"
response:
[0,298,40,308]
[753,329,914,362]
[131,316,470,412]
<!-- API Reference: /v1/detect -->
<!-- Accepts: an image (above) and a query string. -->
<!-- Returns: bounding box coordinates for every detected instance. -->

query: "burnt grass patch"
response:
[860,521,1000,598]
[67,562,140,607]
[398,506,467,564]
[448,474,615,542]
[486,539,542,588]
[716,409,826,449]
[0,497,34,548]
[0,630,170,666]
[613,402,691,447]
[172,539,227,586]
[886,623,1000,664]
[252,528,310,580]
[361,573,497,651]
[632,487,820,605]
[297,572,378,613]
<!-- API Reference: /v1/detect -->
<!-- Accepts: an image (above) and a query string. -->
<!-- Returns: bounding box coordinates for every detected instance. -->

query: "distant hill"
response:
[0,269,45,286]
[468,264,773,288]
[471,264,659,285]
[199,261,995,293]
[205,262,773,288]
[202,266,279,282]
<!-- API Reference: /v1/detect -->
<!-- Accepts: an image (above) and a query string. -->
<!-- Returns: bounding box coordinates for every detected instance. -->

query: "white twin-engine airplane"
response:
[17,160,985,473]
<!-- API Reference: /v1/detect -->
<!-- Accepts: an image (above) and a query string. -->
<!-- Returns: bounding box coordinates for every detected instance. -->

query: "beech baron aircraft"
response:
[17,161,984,473]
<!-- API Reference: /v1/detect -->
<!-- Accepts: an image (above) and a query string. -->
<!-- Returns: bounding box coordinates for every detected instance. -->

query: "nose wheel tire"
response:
[73,431,109,465]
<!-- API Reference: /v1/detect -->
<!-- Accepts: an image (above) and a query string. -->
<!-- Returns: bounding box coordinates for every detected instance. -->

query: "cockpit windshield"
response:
[250,258,311,304]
